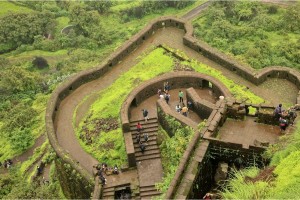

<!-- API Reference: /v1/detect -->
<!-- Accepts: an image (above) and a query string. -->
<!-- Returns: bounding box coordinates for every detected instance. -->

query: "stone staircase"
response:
[140,185,162,199]
[130,118,161,162]
[102,185,115,200]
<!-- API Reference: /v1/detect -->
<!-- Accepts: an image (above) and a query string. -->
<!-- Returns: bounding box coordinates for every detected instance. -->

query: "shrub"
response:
[32,57,49,69]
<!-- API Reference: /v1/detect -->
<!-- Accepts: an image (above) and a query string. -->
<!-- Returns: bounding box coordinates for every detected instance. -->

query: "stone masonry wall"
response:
[46,13,300,199]
[186,87,217,119]
[55,158,94,199]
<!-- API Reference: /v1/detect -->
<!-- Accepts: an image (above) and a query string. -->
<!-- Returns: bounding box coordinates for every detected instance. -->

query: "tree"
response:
[284,3,300,32]
[32,57,49,69]
[0,12,56,53]
[85,0,112,14]
[0,66,42,93]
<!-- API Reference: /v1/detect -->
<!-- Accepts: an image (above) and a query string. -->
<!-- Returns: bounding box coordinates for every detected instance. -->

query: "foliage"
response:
[84,0,112,14]
[0,12,56,53]
[193,2,300,69]
[85,48,174,120]
[0,66,42,93]
[0,161,64,199]
[221,121,300,198]
[32,56,49,69]
[221,167,270,199]
[156,115,200,193]
[77,128,127,167]
[0,1,33,17]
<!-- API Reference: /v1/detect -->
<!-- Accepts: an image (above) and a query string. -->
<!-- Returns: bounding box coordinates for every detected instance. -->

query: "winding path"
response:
[55,20,298,178]
[49,2,299,198]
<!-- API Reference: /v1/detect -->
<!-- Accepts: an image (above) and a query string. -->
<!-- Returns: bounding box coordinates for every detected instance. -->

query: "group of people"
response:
[0,159,13,169]
[136,122,149,154]
[158,84,171,105]
[175,101,193,117]
[274,103,297,132]
[94,163,119,185]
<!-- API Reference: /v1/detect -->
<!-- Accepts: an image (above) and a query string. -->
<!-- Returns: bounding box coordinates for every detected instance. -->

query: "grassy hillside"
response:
[0,1,33,16]
[193,2,300,70]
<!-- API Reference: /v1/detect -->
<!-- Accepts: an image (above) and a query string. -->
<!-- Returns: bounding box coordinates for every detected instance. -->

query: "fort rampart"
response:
[46,14,300,199]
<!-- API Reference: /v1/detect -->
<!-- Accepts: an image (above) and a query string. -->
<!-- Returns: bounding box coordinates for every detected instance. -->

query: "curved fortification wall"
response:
[46,14,300,199]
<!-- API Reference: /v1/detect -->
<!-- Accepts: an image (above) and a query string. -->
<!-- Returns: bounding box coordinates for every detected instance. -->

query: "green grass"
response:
[5,49,68,59]
[192,2,300,69]
[87,47,174,120]
[0,1,33,17]
[55,17,70,35]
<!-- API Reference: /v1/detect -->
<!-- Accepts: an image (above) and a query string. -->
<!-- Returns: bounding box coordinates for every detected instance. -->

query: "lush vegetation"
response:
[0,1,202,198]
[0,0,200,162]
[220,122,300,199]
[156,116,204,194]
[193,2,300,69]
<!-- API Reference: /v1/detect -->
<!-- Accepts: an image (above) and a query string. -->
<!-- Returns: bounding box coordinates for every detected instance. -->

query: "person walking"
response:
[142,109,149,122]
[164,82,170,92]
[179,90,184,103]
[182,104,188,117]
[136,122,142,133]
[144,132,149,142]
[165,93,170,104]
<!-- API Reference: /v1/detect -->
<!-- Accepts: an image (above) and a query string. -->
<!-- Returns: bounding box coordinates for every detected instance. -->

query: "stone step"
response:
[135,149,160,158]
[131,131,157,138]
[102,186,114,192]
[136,154,161,162]
[131,127,158,135]
[140,185,159,193]
[102,190,114,197]
[134,140,157,148]
[130,123,158,131]
[130,118,157,124]
[140,190,162,199]
[135,145,159,153]
[132,135,157,143]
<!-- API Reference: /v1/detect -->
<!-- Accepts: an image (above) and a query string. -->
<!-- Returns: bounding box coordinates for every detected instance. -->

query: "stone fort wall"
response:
[46,15,300,199]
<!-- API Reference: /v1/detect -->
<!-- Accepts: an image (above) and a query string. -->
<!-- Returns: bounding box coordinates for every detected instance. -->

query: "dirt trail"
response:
[181,1,212,21]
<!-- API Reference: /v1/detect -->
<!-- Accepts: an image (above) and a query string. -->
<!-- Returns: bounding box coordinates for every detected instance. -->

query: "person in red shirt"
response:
[137,122,142,133]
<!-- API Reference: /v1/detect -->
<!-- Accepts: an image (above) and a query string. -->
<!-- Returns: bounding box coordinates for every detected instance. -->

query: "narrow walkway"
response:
[181,0,212,21]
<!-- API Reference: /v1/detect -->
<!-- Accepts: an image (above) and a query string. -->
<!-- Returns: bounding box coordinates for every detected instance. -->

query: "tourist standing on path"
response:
[179,90,184,103]
[164,81,170,93]
[175,104,182,113]
[165,92,170,104]
[274,103,283,120]
[157,89,162,98]
[142,109,149,122]
[182,104,188,117]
